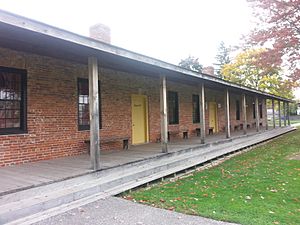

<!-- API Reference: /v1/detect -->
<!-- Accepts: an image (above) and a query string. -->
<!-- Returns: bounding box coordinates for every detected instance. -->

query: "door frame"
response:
[131,94,149,144]
[209,101,219,133]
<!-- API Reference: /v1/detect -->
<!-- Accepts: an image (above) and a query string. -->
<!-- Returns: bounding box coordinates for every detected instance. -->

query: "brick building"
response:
[0,10,291,168]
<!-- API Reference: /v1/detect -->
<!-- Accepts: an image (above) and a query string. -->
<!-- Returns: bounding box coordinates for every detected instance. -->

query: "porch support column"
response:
[287,102,291,126]
[283,101,287,127]
[88,56,100,171]
[265,98,269,130]
[199,83,206,144]
[160,75,168,153]
[272,99,276,129]
[242,93,247,135]
[255,96,260,132]
[224,88,231,138]
[278,100,281,127]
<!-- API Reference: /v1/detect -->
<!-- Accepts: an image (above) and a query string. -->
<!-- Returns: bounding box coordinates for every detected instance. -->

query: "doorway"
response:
[209,102,218,133]
[131,94,149,144]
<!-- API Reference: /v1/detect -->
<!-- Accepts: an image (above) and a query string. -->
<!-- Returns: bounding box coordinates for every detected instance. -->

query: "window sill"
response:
[0,129,28,136]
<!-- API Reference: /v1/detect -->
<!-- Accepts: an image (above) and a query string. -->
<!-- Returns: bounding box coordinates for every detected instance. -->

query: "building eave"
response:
[0,9,292,102]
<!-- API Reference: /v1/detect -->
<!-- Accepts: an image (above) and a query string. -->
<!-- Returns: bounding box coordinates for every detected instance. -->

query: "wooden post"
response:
[283,102,287,126]
[272,99,276,129]
[242,93,247,135]
[265,98,268,130]
[255,96,259,132]
[224,88,231,138]
[160,75,168,153]
[287,102,291,126]
[88,57,100,171]
[278,100,281,127]
[199,83,206,143]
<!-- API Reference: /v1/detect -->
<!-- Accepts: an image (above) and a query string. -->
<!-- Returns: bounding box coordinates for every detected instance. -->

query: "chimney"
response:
[89,23,111,44]
[202,66,215,76]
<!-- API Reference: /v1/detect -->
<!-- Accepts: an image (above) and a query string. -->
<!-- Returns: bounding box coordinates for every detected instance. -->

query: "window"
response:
[77,78,101,130]
[259,103,263,119]
[236,100,240,120]
[0,67,27,134]
[192,94,200,123]
[253,103,256,119]
[168,91,179,124]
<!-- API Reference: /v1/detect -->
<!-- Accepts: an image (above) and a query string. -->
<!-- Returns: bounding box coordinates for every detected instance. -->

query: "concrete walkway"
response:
[33,197,238,225]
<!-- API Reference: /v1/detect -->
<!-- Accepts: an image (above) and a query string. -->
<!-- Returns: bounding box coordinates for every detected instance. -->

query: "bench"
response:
[195,128,201,137]
[84,136,130,152]
[208,127,214,135]
[168,130,189,140]
[240,124,243,130]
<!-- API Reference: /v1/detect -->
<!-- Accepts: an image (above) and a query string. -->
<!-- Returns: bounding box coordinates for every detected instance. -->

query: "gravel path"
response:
[34,197,238,225]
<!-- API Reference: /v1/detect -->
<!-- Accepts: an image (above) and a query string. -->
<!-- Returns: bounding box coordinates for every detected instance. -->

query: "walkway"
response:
[0,126,295,225]
[33,196,238,225]
[0,127,294,196]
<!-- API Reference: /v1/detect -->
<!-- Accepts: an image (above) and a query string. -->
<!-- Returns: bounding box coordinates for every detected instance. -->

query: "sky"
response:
[0,0,253,65]
[0,0,299,98]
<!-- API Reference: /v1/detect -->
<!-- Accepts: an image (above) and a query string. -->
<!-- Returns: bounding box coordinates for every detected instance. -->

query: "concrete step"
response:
[0,127,295,225]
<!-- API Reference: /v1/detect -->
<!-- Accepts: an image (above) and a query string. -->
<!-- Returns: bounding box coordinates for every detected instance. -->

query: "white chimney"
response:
[89,23,111,44]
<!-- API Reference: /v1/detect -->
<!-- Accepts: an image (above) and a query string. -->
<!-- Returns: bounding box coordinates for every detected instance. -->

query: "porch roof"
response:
[0,9,292,102]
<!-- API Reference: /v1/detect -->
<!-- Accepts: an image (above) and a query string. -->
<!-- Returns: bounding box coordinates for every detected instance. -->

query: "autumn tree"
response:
[214,41,231,78]
[222,48,294,98]
[247,0,300,82]
[178,56,203,73]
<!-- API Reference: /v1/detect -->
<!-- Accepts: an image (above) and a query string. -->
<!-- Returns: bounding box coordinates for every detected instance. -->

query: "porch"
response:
[0,126,293,196]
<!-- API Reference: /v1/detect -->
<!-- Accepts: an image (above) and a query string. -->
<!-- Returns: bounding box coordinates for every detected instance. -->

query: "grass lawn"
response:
[290,120,300,125]
[122,130,300,225]
[267,119,300,126]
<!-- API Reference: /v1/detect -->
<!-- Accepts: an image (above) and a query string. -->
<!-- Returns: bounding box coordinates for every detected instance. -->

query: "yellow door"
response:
[131,95,148,144]
[209,102,218,133]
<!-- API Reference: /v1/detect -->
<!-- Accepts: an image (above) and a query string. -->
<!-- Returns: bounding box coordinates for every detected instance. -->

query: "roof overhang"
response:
[0,9,292,102]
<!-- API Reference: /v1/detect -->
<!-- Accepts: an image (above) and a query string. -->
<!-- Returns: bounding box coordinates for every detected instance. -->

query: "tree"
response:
[214,41,231,78]
[247,0,300,82]
[221,48,294,98]
[178,56,203,73]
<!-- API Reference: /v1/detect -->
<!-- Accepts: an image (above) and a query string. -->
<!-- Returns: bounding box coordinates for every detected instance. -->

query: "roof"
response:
[0,9,292,102]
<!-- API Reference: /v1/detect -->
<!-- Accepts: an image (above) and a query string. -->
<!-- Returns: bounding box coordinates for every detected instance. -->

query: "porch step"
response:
[0,127,295,225]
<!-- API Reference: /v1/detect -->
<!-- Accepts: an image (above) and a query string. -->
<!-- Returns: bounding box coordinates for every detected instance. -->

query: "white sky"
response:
[0,0,300,98]
[0,0,253,65]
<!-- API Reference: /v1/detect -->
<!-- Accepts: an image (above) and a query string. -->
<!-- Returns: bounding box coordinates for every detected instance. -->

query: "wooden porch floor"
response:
[0,127,288,195]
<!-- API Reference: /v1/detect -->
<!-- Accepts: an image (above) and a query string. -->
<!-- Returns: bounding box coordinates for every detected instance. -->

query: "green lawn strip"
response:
[122,130,300,225]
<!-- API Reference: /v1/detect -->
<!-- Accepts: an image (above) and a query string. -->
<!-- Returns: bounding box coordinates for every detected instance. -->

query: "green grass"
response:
[290,120,300,125]
[123,130,300,225]
[267,119,300,126]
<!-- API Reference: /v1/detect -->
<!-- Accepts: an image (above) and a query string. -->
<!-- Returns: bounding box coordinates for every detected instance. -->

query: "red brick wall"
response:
[0,47,267,167]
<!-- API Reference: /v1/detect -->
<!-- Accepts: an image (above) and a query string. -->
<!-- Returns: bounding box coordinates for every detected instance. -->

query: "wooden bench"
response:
[84,136,130,152]
[195,128,201,137]
[234,125,239,131]
[182,130,188,139]
[168,130,189,140]
[240,124,243,130]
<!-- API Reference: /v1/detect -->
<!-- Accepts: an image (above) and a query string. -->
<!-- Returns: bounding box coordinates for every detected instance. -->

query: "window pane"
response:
[12,119,20,128]
[0,119,5,128]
